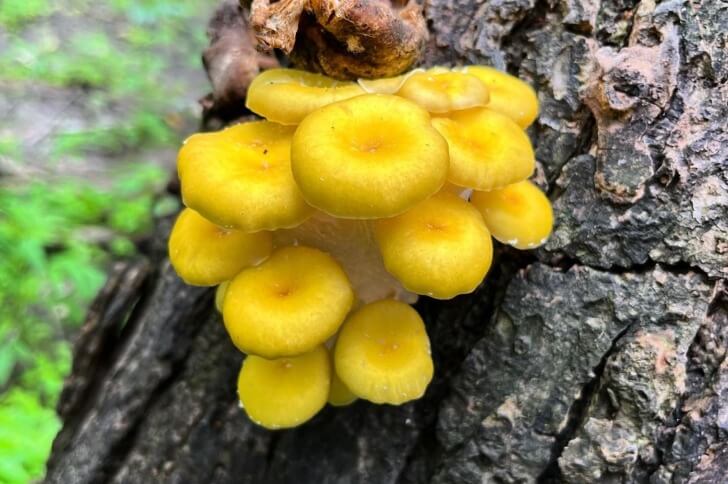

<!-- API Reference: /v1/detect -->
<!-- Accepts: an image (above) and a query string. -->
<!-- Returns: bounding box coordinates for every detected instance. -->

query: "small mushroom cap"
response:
[168,208,272,286]
[223,246,354,358]
[357,69,422,94]
[328,370,358,407]
[237,346,330,429]
[374,192,493,299]
[470,180,553,250]
[291,94,449,219]
[432,107,535,191]
[245,68,365,125]
[214,280,230,313]
[335,299,433,405]
[178,121,313,232]
[397,69,490,113]
[459,66,539,128]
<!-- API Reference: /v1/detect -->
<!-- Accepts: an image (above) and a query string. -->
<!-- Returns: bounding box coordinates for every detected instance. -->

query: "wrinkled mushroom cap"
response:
[335,299,433,405]
[168,208,272,286]
[291,94,449,219]
[237,346,330,429]
[246,68,365,125]
[178,121,313,232]
[223,246,354,358]
[397,69,490,113]
[374,192,493,299]
[459,66,539,128]
[470,180,553,249]
[432,108,535,191]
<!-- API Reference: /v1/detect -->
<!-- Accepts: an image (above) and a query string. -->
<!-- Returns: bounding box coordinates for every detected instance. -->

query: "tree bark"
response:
[45,0,727,482]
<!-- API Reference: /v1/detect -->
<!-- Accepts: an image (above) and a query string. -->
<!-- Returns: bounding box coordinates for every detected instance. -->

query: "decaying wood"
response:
[201,0,279,125]
[250,0,428,79]
[45,0,727,482]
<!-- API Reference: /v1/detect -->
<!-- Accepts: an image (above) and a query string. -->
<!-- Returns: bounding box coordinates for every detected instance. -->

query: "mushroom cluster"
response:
[169,65,553,429]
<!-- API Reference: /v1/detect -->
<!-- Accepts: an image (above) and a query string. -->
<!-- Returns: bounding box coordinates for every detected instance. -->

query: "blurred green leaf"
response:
[0,167,168,481]
[52,113,175,157]
[0,389,61,483]
[110,237,136,257]
[0,1,210,481]
[0,0,51,30]
[153,194,180,217]
[0,137,21,158]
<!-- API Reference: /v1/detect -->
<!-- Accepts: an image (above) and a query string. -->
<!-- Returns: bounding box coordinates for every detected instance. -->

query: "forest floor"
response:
[0,1,213,481]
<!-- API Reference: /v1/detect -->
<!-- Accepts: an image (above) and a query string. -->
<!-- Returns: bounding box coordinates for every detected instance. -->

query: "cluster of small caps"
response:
[168,65,554,429]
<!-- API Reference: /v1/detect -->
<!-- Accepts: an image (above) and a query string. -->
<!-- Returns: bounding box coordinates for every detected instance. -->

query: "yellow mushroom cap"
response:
[223,246,354,358]
[178,120,313,232]
[470,180,554,250]
[334,299,433,405]
[459,65,539,128]
[397,69,490,113]
[432,108,535,191]
[374,192,493,299]
[214,280,230,313]
[357,69,423,94]
[328,370,358,407]
[168,208,272,286]
[245,68,365,125]
[237,346,330,429]
[291,94,449,219]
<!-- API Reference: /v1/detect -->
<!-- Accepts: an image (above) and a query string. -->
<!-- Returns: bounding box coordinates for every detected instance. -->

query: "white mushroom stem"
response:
[274,212,417,305]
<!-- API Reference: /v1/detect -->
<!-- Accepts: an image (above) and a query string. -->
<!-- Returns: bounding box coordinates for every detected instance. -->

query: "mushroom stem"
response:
[273,212,417,305]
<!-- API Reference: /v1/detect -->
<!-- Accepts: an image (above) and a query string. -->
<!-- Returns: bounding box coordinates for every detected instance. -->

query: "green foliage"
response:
[1,30,168,92]
[0,0,51,31]
[52,112,175,157]
[0,138,20,158]
[0,1,203,481]
[0,390,61,483]
[0,3,207,94]
[0,167,178,483]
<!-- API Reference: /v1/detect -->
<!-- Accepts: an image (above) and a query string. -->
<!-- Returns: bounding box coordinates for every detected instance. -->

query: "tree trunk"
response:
[44,0,727,482]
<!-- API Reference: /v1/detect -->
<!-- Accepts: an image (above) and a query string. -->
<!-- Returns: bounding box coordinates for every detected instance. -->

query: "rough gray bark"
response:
[45,0,727,482]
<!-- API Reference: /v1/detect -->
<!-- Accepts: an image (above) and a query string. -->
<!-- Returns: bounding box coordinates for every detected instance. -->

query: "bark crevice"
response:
[537,322,634,482]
